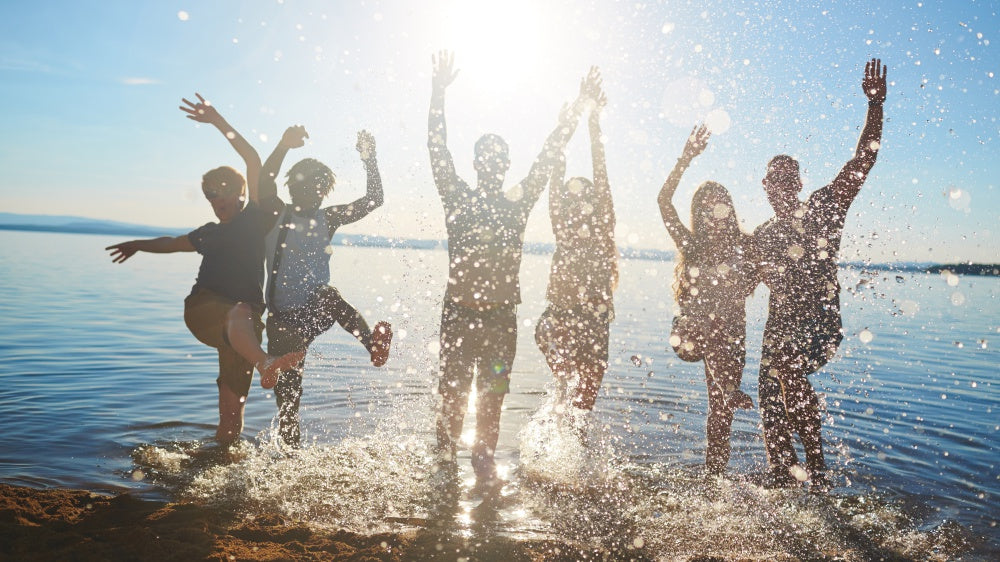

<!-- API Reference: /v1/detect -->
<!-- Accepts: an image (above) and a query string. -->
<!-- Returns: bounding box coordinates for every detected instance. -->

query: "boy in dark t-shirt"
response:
[107,93,303,445]
[752,59,887,490]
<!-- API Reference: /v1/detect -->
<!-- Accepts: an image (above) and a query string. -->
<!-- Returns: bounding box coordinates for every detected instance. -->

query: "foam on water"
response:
[124,404,983,558]
[518,383,620,488]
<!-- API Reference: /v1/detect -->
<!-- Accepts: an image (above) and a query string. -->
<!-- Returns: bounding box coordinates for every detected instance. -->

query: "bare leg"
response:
[703,343,743,475]
[759,364,799,484]
[225,303,303,388]
[704,369,734,475]
[436,387,468,460]
[780,375,827,486]
[216,382,246,445]
[274,367,304,447]
[472,389,504,483]
[573,360,606,411]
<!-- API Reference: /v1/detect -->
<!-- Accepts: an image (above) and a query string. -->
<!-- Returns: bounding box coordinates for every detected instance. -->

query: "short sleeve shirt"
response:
[753,184,849,342]
[188,199,280,306]
[439,175,534,307]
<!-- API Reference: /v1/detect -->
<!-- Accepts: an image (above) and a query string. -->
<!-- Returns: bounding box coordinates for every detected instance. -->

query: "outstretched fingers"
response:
[179,92,214,122]
[357,129,376,158]
[432,50,459,87]
[863,57,888,102]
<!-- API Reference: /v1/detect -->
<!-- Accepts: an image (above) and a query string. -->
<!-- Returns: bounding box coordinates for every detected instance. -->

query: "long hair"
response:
[557,176,619,291]
[673,181,746,302]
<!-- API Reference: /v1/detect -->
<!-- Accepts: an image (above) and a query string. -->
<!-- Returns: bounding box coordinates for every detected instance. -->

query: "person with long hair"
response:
[536,68,617,414]
[657,124,756,475]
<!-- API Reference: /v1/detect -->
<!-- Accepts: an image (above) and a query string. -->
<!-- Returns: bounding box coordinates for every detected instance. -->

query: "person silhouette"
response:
[254,126,393,448]
[752,59,887,490]
[535,67,617,415]
[658,124,756,476]
[427,50,590,494]
[106,93,303,445]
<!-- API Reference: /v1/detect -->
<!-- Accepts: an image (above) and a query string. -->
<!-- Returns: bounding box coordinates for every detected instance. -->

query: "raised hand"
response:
[179,93,221,124]
[280,125,308,149]
[682,124,711,160]
[593,89,607,115]
[580,66,602,102]
[432,50,459,92]
[862,58,887,103]
[357,129,376,161]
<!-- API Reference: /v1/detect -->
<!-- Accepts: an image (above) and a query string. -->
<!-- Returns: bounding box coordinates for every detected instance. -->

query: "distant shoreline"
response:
[1,222,997,276]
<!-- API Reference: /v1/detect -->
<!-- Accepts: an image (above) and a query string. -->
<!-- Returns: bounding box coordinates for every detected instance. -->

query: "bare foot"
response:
[257,350,305,389]
[370,321,392,367]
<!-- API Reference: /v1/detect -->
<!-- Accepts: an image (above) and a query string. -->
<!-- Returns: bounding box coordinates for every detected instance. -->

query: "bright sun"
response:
[441,0,548,87]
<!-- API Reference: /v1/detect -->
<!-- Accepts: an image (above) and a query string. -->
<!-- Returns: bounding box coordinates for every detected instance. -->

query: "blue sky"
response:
[0,1,996,263]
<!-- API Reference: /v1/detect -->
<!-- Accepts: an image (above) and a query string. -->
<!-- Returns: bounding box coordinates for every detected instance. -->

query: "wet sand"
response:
[0,483,640,561]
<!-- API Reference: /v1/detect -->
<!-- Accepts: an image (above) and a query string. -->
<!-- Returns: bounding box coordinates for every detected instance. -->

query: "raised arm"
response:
[518,67,599,208]
[106,235,194,264]
[589,88,614,233]
[832,58,887,205]
[260,125,309,202]
[547,123,569,240]
[180,93,263,203]
[428,50,460,198]
[326,130,385,227]
[657,124,710,250]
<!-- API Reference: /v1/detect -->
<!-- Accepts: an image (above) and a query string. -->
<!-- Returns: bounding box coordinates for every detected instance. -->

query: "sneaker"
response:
[370,321,392,367]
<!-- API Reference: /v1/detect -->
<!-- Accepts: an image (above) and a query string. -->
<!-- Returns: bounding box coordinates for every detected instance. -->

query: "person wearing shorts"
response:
[260,127,392,448]
[107,94,303,444]
[753,59,887,490]
[428,51,591,494]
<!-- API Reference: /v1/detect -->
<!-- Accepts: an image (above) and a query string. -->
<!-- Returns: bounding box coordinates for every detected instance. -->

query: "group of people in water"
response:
[107,53,887,496]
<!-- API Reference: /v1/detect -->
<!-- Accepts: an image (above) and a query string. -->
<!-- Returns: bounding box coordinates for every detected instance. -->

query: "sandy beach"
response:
[0,483,637,562]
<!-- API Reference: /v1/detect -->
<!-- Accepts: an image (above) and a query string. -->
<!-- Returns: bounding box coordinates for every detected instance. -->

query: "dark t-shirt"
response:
[439,175,535,307]
[188,198,281,306]
[753,183,852,356]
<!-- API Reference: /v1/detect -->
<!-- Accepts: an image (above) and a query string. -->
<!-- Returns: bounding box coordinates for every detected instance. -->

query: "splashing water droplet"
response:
[790,465,809,482]
[859,329,874,344]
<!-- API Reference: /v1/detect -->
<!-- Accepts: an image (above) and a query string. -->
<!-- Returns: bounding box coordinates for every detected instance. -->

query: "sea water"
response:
[0,230,996,558]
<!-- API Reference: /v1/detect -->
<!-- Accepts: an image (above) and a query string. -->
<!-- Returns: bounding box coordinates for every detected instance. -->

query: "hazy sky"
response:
[1,1,996,263]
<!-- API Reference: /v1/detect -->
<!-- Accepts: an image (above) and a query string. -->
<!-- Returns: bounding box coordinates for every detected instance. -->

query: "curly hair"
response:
[285,158,336,203]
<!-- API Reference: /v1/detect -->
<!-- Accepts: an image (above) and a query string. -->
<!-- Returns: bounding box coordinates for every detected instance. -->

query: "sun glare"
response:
[442,0,548,88]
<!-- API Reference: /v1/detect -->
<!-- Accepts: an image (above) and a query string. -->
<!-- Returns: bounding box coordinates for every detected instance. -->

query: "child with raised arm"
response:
[258,126,392,448]
[536,68,618,414]
[106,93,303,445]
[658,124,756,476]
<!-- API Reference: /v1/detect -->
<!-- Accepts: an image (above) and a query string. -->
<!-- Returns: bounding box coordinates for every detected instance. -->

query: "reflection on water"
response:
[0,231,997,558]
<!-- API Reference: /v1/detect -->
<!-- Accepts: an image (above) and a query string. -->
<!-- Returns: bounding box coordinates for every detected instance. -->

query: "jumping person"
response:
[753,59,887,490]
[259,126,392,448]
[536,68,617,415]
[106,93,303,445]
[428,50,591,494]
[658,124,756,476]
